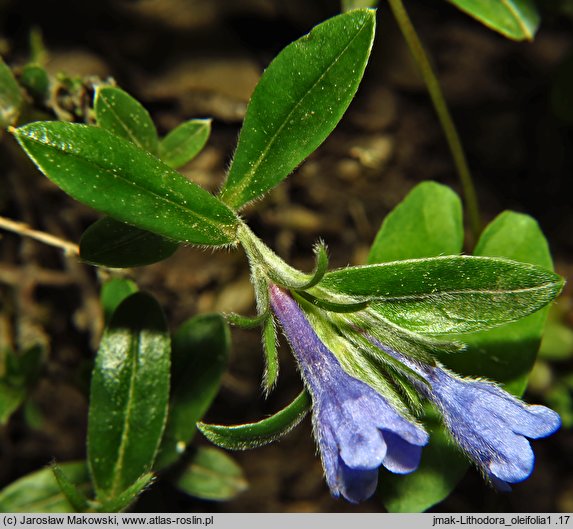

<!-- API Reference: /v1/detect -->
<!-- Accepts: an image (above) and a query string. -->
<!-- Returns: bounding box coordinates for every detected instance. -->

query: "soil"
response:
[1,0,572,513]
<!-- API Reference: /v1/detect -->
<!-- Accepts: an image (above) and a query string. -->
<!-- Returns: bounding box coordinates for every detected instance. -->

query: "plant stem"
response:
[0,215,79,255]
[237,222,308,287]
[387,0,482,240]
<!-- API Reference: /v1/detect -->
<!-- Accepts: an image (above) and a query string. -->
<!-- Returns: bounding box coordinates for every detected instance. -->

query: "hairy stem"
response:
[387,0,482,240]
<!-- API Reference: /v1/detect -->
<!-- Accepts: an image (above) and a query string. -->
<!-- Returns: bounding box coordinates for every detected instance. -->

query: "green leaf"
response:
[317,255,563,334]
[447,0,540,41]
[159,119,211,169]
[0,462,91,513]
[0,56,23,127]
[539,303,573,361]
[474,212,553,278]
[88,292,170,501]
[51,462,90,512]
[219,9,376,210]
[380,407,468,513]
[100,278,138,325]
[0,345,43,425]
[546,375,573,429]
[367,182,463,263]
[262,316,279,394]
[175,446,247,501]
[155,314,229,470]
[20,64,50,101]
[94,86,159,154]
[97,473,154,513]
[443,211,556,395]
[198,390,311,450]
[80,216,179,268]
[13,122,239,245]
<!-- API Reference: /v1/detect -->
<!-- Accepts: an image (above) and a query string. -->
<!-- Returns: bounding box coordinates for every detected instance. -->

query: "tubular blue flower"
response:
[426,368,560,490]
[372,341,561,490]
[269,285,429,503]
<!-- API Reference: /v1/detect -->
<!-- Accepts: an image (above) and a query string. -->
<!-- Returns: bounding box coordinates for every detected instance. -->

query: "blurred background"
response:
[1,0,573,512]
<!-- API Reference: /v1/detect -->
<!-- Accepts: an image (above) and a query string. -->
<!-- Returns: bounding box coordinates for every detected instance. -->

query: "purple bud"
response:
[269,285,428,503]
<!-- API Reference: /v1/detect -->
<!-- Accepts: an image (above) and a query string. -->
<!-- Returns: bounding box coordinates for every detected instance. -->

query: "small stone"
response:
[337,159,362,181]
[45,50,110,78]
[350,86,398,132]
[143,56,260,121]
[214,275,255,313]
[348,134,395,170]
[262,206,325,234]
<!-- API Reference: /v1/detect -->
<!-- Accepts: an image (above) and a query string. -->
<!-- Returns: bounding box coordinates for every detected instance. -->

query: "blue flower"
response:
[372,341,561,490]
[269,285,429,503]
[426,367,560,490]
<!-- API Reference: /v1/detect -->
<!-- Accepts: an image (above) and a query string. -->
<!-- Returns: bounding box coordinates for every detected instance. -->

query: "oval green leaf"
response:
[80,216,179,268]
[198,389,311,450]
[539,304,573,362]
[447,0,540,41]
[0,56,23,127]
[95,86,158,154]
[175,446,247,501]
[100,278,139,325]
[159,119,211,169]
[13,122,239,245]
[367,181,463,263]
[155,314,230,470]
[219,9,376,210]
[20,64,50,102]
[318,255,564,334]
[0,462,91,513]
[87,292,170,501]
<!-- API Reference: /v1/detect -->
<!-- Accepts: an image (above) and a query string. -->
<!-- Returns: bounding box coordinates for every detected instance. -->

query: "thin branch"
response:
[0,215,79,256]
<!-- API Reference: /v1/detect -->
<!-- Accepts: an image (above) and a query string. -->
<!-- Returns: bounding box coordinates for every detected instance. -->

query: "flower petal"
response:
[480,386,562,438]
[337,426,387,470]
[315,420,342,496]
[338,463,379,504]
[486,430,535,483]
[382,430,424,474]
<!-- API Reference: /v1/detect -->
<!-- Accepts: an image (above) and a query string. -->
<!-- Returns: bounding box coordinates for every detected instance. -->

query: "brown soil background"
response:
[1,0,572,513]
